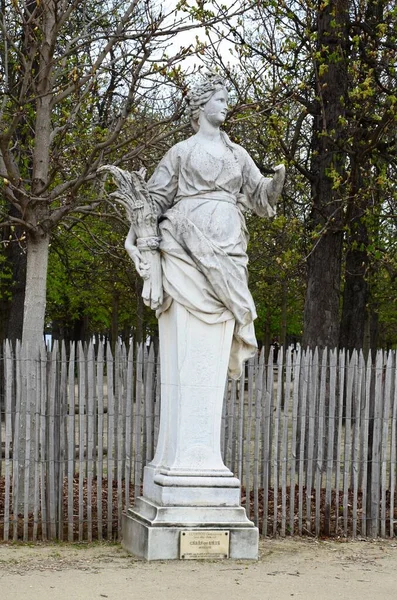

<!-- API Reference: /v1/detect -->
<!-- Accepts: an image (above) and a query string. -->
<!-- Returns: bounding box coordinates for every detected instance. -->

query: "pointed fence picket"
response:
[390,355,397,537]
[244,356,255,519]
[1,341,396,542]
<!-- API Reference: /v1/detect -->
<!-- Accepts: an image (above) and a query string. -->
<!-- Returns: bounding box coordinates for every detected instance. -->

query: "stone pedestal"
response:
[122,498,258,560]
[121,302,258,560]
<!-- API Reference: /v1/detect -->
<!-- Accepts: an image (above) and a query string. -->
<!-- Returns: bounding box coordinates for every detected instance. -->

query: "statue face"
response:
[201,88,228,126]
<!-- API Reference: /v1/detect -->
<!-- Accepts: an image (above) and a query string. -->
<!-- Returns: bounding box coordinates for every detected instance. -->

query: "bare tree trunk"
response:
[21,2,55,345]
[22,233,49,346]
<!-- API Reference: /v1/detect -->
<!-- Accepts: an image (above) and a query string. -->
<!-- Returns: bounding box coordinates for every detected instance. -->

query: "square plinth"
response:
[121,498,259,561]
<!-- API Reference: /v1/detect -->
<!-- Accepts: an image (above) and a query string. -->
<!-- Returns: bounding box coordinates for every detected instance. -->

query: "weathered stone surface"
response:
[143,302,236,506]
[122,498,259,561]
[120,74,284,561]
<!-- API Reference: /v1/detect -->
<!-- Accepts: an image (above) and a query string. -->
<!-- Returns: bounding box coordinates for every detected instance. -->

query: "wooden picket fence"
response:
[0,340,396,542]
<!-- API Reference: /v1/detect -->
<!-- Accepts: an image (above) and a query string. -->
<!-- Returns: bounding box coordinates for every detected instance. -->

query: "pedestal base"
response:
[143,464,241,506]
[122,497,259,560]
[122,305,258,560]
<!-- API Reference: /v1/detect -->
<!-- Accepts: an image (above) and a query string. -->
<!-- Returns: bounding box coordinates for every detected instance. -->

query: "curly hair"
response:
[186,72,227,132]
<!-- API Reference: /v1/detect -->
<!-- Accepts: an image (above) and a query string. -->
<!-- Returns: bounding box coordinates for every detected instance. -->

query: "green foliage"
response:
[206,0,397,349]
[0,0,226,340]
[46,211,155,341]
[247,213,305,344]
[0,252,13,302]
[1,0,396,349]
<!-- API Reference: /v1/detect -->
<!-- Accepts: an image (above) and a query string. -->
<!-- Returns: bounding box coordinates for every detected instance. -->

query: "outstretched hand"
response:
[273,164,286,183]
[268,164,286,206]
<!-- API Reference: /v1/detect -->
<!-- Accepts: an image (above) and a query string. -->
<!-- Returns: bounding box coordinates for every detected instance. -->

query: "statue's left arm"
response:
[240,149,285,217]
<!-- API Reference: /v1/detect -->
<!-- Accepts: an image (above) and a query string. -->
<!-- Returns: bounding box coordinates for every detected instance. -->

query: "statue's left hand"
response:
[268,164,285,206]
[273,164,285,184]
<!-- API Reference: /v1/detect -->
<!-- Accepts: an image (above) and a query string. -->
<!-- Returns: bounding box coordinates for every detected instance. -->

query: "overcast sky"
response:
[165,0,238,71]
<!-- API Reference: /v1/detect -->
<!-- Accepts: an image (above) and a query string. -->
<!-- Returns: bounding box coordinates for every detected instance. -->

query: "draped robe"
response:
[147,132,278,379]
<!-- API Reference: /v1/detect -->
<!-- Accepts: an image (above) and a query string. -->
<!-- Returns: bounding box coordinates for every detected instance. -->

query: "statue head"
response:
[186,72,227,132]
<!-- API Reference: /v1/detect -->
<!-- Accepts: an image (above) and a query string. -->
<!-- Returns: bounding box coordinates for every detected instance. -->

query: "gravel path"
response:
[0,538,396,599]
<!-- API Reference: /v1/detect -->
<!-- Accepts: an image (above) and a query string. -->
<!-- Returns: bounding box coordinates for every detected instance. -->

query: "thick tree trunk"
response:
[18,234,49,513]
[18,233,49,512]
[339,120,371,353]
[21,2,55,344]
[303,232,343,349]
[14,1,56,511]
[339,201,369,352]
[22,233,50,345]
[302,1,348,350]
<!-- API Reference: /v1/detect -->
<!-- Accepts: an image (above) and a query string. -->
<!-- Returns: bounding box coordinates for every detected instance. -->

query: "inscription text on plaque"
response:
[180,530,230,559]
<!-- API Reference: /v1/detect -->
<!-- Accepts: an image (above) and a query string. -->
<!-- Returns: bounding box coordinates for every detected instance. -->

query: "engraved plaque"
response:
[180,530,230,559]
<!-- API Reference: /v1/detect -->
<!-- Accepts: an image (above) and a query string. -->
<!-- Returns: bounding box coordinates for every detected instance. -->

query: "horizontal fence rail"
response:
[0,340,396,542]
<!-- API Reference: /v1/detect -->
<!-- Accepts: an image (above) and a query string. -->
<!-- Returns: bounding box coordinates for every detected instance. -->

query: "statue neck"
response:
[196,119,222,141]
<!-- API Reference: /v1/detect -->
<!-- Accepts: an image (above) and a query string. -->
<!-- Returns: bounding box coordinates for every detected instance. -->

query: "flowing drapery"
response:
[148,132,277,378]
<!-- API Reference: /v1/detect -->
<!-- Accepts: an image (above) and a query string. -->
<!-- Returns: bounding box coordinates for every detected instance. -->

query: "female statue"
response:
[125,73,285,379]
[118,72,285,560]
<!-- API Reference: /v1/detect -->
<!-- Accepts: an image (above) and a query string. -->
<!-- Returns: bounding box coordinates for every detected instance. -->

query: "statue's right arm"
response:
[125,225,150,280]
[147,146,179,215]
[125,146,178,279]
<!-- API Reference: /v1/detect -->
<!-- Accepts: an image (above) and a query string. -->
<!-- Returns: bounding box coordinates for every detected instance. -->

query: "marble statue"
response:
[102,72,285,560]
[124,73,285,379]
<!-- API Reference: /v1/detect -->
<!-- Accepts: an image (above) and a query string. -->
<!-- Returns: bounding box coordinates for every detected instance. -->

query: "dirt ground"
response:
[0,538,396,600]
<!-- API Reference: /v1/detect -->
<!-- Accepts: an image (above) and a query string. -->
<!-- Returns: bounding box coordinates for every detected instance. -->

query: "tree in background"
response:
[0,0,244,345]
[204,0,397,351]
[200,3,311,349]
[338,1,397,352]
[46,209,158,346]
[302,0,349,349]
[1,0,396,351]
